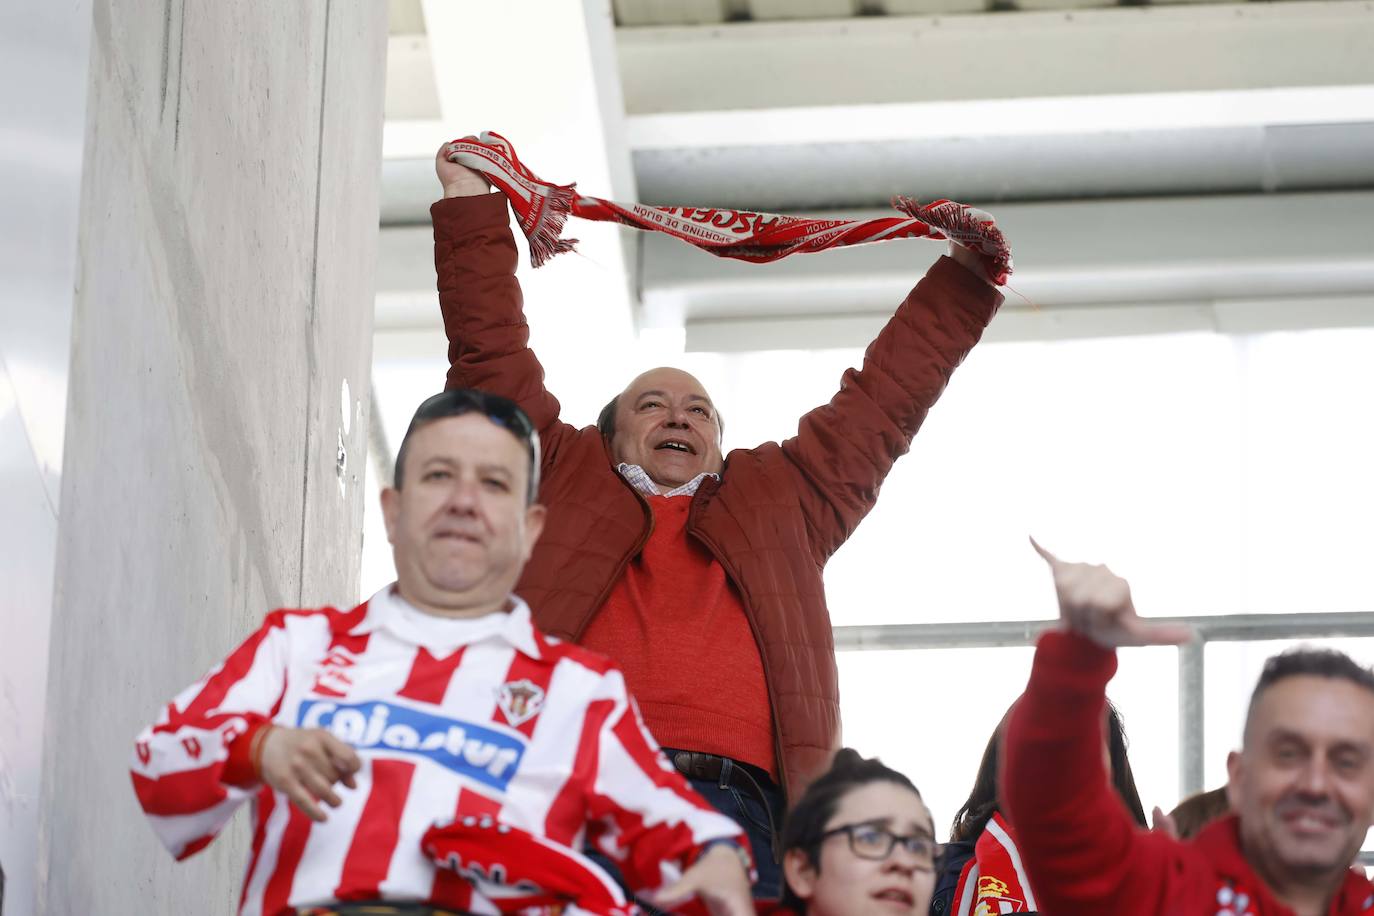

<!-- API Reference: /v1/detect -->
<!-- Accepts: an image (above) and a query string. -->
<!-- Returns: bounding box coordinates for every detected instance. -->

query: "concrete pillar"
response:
[0,1,91,913]
[36,2,386,913]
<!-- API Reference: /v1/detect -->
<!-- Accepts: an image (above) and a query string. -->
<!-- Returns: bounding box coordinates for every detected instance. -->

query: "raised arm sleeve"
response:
[781,256,1002,560]
[432,194,571,444]
[1002,631,1181,914]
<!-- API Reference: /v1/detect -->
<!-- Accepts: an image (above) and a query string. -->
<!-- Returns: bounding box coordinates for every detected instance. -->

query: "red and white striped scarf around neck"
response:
[445,132,1013,286]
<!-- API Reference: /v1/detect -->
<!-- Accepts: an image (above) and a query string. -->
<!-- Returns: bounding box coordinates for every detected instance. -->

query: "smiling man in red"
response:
[431,145,1003,897]
[1225,662,1374,913]
[602,367,725,492]
[1003,543,1374,916]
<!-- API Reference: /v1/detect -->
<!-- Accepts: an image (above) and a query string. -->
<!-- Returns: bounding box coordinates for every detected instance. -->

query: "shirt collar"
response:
[616,463,719,498]
[352,584,542,660]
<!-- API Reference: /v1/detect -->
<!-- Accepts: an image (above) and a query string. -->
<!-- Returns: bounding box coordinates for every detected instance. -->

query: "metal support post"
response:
[1178,639,1206,799]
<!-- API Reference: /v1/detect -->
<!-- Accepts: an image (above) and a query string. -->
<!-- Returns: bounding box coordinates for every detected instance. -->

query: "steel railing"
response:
[834,611,1374,798]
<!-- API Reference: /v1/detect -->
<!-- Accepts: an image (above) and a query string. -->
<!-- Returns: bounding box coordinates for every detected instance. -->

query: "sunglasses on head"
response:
[410,389,536,442]
[396,389,541,500]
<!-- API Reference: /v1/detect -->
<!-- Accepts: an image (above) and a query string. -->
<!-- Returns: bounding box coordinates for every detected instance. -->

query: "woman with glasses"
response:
[770,748,940,915]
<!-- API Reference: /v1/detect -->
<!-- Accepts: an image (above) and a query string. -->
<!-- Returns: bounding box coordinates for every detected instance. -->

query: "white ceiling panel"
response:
[613,0,731,26]
[630,122,1374,208]
[617,3,1374,113]
[382,0,1374,345]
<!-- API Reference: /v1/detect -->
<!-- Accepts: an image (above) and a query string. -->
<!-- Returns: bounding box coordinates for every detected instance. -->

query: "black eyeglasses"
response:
[395,389,542,499]
[818,822,943,871]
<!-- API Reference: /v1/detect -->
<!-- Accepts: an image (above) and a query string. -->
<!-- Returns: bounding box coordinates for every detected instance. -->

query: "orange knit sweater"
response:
[580,495,776,779]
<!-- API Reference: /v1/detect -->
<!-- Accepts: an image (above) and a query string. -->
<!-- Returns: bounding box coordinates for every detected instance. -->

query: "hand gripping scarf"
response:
[445,132,1013,286]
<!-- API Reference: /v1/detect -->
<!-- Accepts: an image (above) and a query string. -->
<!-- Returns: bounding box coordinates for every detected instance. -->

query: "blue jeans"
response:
[676,757,784,900]
[586,749,784,907]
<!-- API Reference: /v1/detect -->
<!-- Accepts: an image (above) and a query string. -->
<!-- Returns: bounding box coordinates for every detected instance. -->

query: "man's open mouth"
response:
[654,439,695,454]
[1285,811,1341,832]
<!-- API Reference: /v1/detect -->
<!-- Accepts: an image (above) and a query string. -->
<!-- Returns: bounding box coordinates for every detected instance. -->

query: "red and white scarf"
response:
[951,812,1039,915]
[446,132,1013,286]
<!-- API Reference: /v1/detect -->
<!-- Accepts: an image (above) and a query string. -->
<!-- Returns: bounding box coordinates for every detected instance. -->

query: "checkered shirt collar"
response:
[616,463,719,498]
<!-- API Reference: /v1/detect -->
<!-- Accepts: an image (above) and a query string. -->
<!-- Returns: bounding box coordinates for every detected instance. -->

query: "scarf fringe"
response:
[894,196,1011,286]
[524,183,578,268]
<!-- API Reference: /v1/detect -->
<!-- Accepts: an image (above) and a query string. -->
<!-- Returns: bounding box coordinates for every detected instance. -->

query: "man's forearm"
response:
[782,254,1002,555]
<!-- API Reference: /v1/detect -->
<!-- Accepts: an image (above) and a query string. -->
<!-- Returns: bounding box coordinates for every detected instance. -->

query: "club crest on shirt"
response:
[498,679,545,727]
[974,876,1026,914]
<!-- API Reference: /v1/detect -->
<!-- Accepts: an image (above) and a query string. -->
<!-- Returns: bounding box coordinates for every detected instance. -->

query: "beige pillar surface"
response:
[38,3,386,912]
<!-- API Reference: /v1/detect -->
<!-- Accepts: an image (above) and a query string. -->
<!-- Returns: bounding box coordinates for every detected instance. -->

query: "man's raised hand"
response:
[435,139,493,199]
[1031,538,1194,649]
[258,726,362,822]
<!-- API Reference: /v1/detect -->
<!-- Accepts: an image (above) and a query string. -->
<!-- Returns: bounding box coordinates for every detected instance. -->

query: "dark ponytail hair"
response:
[949,701,1146,843]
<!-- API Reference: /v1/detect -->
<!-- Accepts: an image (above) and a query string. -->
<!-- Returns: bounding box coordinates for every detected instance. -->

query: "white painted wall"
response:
[34,3,386,913]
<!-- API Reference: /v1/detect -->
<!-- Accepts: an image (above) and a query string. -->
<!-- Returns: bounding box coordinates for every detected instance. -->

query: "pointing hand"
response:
[1031,538,1194,649]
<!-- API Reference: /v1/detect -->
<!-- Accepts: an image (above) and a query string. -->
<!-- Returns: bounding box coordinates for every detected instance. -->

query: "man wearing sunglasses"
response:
[131,390,755,916]
[431,148,1002,898]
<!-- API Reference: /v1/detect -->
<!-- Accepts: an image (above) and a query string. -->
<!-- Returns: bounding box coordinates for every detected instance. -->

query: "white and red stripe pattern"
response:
[445,132,1014,286]
[131,587,743,916]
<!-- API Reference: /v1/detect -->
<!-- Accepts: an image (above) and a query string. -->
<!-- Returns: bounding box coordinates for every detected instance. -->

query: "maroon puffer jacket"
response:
[432,193,1002,797]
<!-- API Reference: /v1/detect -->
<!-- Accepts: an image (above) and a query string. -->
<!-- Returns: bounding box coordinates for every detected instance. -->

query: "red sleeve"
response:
[130,614,292,859]
[220,719,270,788]
[1002,631,1185,914]
[780,256,1002,560]
[431,194,578,455]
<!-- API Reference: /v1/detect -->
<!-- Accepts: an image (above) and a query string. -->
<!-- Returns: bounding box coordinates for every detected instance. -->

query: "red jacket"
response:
[1003,631,1374,916]
[432,193,1002,796]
